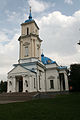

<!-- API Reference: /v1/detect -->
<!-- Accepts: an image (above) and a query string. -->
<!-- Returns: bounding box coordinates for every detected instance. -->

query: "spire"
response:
[29,6,32,20]
[25,6,33,23]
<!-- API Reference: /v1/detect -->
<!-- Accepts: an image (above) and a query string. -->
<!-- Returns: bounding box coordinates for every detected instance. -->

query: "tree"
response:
[0,80,7,93]
[69,64,80,91]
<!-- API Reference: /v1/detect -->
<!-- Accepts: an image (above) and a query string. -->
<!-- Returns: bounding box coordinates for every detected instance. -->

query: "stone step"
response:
[0,92,37,102]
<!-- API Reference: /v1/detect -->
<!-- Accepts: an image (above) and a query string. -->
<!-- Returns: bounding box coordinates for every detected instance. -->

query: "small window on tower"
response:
[27,27,29,35]
[25,47,28,56]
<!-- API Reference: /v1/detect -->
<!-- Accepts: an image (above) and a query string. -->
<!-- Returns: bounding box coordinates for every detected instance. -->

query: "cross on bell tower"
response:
[29,6,32,20]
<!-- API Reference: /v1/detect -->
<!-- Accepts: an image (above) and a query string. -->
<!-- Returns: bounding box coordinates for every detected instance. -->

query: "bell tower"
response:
[18,7,42,63]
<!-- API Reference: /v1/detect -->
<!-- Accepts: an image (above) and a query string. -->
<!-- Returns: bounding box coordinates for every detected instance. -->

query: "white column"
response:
[64,73,69,91]
[29,76,32,92]
[23,76,25,92]
[12,77,16,92]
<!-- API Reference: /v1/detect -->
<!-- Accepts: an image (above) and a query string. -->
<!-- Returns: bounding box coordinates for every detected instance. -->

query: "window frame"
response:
[34,78,36,88]
[50,80,54,89]
[25,46,29,56]
[27,27,29,35]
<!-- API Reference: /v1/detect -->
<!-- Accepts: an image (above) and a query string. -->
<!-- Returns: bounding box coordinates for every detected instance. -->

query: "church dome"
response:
[25,7,33,23]
[41,53,56,65]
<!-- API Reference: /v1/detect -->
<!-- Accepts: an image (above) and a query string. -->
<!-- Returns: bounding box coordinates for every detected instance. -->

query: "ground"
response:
[0,93,80,120]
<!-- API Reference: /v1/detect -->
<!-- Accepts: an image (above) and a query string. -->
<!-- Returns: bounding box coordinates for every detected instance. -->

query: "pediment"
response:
[8,65,30,74]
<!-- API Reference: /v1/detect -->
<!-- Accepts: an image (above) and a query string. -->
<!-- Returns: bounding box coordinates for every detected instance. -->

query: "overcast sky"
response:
[0,0,80,81]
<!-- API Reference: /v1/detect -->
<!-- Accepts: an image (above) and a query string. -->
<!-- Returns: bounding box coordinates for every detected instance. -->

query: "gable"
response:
[8,65,31,75]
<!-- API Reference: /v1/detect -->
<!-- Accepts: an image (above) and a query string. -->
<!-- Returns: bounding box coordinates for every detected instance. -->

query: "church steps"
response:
[0,91,69,104]
[0,92,38,102]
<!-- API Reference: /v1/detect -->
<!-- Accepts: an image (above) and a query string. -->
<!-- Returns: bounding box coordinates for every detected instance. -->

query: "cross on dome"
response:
[25,6,33,23]
[29,6,32,20]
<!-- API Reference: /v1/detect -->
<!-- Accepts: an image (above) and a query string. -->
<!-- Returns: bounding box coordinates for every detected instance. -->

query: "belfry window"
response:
[25,47,29,56]
[50,80,54,89]
[27,27,29,35]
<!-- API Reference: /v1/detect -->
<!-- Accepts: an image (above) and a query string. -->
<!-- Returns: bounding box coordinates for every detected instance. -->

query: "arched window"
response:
[27,27,29,35]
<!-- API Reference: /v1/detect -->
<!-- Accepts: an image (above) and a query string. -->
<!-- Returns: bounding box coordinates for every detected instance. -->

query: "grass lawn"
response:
[0,93,80,120]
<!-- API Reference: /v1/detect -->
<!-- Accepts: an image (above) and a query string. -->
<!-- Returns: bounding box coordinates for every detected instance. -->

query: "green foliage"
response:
[70,64,80,91]
[0,81,7,93]
[0,93,80,120]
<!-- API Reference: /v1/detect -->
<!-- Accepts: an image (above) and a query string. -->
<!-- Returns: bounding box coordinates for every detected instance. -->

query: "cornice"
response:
[21,20,39,30]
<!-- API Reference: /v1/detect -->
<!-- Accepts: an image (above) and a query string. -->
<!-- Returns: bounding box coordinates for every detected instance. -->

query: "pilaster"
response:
[23,75,26,92]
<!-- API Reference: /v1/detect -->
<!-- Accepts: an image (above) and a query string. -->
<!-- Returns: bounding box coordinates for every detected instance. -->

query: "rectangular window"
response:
[50,80,54,89]
[34,78,36,88]
[25,47,28,56]
[39,76,41,90]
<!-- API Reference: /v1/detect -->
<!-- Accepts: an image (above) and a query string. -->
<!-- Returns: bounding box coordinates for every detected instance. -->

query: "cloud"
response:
[64,0,73,5]
[0,32,19,80]
[28,0,55,13]
[0,0,7,10]
[37,10,80,65]
[5,10,21,23]
[0,31,9,43]
[1,9,80,81]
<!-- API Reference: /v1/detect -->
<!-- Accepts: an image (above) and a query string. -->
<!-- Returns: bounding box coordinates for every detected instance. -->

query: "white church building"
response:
[7,8,69,93]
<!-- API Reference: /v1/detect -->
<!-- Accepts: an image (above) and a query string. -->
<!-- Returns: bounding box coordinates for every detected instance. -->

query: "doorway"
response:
[19,78,23,92]
[59,73,65,91]
[16,76,23,92]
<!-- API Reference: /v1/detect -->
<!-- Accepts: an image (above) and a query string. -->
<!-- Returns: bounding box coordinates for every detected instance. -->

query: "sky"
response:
[0,0,80,81]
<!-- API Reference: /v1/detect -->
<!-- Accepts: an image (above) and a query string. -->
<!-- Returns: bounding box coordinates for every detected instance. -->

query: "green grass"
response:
[0,93,80,120]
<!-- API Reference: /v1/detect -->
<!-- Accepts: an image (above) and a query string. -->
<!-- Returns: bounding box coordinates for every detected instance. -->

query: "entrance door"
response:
[19,79,23,92]
[59,73,65,91]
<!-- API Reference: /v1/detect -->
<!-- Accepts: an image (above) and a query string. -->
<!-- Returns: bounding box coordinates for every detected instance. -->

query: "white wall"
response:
[46,68,60,92]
